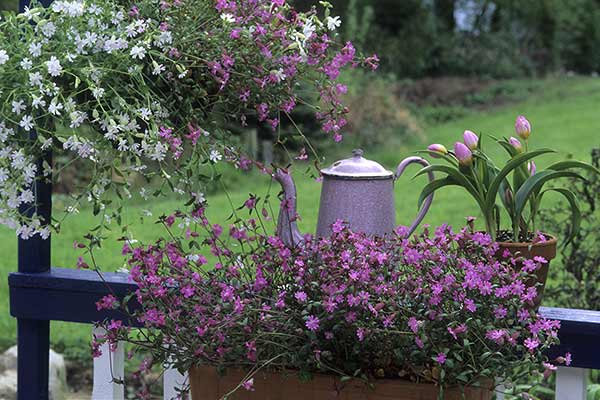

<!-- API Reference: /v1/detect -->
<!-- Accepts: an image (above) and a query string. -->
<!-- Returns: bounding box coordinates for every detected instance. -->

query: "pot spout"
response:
[273,169,304,247]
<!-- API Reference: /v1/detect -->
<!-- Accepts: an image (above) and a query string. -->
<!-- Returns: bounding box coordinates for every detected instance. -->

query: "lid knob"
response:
[352,149,364,158]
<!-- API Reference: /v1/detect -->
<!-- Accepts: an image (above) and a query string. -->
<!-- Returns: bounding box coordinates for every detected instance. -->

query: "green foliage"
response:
[541,149,600,310]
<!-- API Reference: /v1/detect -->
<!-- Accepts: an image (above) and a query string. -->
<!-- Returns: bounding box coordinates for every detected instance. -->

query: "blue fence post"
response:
[16,1,54,398]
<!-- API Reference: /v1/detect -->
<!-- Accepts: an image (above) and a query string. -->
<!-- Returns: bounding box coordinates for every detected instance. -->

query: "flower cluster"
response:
[92,205,568,397]
[0,0,375,238]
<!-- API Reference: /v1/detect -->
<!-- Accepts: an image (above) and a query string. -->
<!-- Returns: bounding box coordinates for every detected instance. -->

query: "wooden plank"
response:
[9,267,141,326]
[92,327,125,400]
[556,367,587,400]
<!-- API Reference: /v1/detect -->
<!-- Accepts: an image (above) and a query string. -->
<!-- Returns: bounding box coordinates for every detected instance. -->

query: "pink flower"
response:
[509,136,522,152]
[241,378,255,391]
[427,143,448,158]
[524,337,540,352]
[515,115,531,140]
[463,130,479,150]
[454,142,473,166]
[408,317,421,333]
[306,315,320,331]
[435,352,447,365]
[294,291,307,302]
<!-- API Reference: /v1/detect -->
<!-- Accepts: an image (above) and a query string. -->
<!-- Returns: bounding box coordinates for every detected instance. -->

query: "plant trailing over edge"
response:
[86,203,570,398]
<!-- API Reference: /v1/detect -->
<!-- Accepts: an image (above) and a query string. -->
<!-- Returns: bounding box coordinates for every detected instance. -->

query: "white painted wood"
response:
[556,367,587,400]
[92,326,125,400]
[494,378,505,400]
[163,366,188,400]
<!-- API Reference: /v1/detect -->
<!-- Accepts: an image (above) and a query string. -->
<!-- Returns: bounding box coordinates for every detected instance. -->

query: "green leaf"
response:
[414,165,485,210]
[514,170,585,222]
[539,188,581,246]
[484,149,555,216]
[418,177,460,209]
[547,160,600,175]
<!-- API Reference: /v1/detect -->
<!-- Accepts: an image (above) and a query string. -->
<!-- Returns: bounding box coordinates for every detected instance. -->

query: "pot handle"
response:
[395,156,435,238]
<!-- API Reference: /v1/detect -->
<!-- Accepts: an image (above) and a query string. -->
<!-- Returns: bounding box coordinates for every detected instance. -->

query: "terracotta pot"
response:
[189,366,493,400]
[496,234,558,308]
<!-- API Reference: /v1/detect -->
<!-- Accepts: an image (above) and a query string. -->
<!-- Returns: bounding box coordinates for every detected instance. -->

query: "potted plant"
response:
[90,207,570,399]
[417,116,600,305]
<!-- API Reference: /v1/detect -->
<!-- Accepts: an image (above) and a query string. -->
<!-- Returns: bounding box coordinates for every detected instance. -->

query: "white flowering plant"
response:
[0,0,376,239]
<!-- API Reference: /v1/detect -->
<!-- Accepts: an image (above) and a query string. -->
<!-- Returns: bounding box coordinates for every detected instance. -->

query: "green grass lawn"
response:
[1,76,600,359]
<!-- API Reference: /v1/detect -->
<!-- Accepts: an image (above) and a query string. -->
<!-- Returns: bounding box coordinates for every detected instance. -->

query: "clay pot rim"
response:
[495,232,557,249]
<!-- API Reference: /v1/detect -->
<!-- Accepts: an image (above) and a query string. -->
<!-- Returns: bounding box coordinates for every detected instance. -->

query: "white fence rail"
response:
[92,327,188,400]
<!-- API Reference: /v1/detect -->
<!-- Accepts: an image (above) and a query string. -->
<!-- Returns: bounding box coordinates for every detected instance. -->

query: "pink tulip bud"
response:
[509,136,522,152]
[515,115,531,140]
[463,130,479,150]
[528,161,536,176]
[454,142,473,166]
[427,143,448,158]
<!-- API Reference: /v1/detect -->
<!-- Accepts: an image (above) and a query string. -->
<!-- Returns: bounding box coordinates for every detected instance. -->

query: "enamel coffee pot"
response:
[273,149,435,247]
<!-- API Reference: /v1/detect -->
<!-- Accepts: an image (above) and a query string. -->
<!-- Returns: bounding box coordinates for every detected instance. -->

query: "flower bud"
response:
[509,136,522,152]
[515,115,531,140]
[427,143,448,158]
[454,142,473,166]
[463,130,479,150]
[528,161,536,176]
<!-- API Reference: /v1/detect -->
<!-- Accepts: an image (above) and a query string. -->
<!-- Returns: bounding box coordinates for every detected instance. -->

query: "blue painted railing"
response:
[6,1,600,399]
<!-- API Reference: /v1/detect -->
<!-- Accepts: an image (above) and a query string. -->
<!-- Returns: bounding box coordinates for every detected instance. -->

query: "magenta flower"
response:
[515,115,531,140]
[427,143,448,158]
[241,378,255,392]
[435,352,447,365]
[524,337,540,352]
[509,136,522,152]
[463,130,479,150]
[528,161,536,176]
[454,142,473,166]
[305,315,320,331]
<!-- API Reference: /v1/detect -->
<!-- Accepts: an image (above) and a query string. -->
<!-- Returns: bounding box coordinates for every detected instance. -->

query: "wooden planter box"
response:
[189,366,493,400]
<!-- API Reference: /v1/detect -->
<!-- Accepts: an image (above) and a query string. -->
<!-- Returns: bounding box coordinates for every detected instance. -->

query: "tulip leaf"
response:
[538,188,581,246]
[414,165,484,208]
[547,160,600,175]
[417,176,485,213]
[484,148,555,215]
[514,170,586,220]
[497,139,519,158]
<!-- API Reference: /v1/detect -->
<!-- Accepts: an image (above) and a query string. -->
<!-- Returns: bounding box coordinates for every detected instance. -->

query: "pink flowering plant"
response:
[0,0,375,238]
[89,204,569,397]
[419,115,599,243]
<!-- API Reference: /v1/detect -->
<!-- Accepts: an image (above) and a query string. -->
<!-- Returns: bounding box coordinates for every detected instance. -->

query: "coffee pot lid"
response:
[320,149,393,179]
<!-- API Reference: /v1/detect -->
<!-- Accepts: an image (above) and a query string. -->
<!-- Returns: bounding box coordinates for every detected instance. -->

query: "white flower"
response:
[130,45,146,59]
[29,72,43,86]
[41,138,53,150]
[28,42,42,58]
[20,58,32,70]
[48,98,63,116]
[92,87,104,99]
[45,56,62,77]
[11,100,26,115]
[0,168,8,184]
[22,6,39,20]
[40,21,56,38]
[0,49,9,65]
[220,13,235,23]
[138,108,151,119]
[20,190,35,204]
[52,0,85,17]
[32,96,46,109]
[273,68,286,82]
[209,149,222,163]
[192,192,206,204]
[152,63,165,75]
[303,20,316,40]
[326,16,341,31]
[139,188,148,200]
[19,115,34,131]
